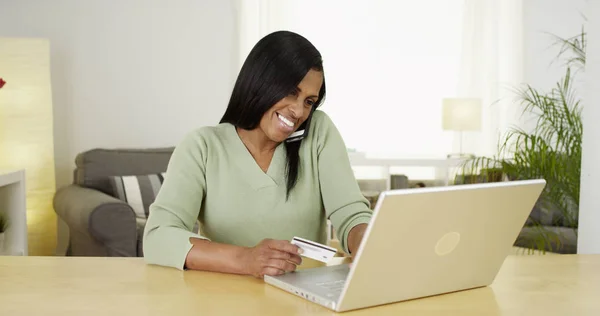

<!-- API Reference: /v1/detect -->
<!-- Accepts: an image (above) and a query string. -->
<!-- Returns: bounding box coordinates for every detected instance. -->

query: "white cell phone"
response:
[291,236,337,263]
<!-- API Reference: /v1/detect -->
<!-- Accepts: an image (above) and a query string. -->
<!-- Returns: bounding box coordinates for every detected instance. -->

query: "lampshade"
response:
[441,98,482,131]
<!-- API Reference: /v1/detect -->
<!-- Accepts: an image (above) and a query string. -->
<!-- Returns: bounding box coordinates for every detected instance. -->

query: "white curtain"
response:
[458,0,524,157]
[234,0,524,160]
[233,0,271,70]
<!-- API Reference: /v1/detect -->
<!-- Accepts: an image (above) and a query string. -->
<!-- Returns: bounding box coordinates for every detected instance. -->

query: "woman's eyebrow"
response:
[296,87,319,98]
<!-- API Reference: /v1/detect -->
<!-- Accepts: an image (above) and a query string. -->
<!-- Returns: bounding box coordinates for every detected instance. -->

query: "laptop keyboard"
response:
[317,279,346,292]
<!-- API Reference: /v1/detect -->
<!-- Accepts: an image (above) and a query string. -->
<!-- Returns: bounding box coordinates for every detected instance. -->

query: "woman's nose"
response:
[289,101,304,119]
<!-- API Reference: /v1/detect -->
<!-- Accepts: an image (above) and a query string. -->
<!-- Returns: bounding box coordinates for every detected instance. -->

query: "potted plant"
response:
[457,27,586,254]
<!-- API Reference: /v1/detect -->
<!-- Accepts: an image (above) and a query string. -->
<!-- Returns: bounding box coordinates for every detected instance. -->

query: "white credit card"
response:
[291,236,337,263]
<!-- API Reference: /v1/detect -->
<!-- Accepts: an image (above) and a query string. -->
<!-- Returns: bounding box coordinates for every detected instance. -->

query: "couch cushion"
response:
[525,199,576,228]
[74,147,174,196]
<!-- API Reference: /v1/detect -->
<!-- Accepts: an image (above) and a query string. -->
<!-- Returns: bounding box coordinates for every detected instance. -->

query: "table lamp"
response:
[0,37,56,256]
[442,98,482,158]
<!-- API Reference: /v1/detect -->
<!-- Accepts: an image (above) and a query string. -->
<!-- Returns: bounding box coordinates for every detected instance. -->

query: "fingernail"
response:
[297,248,303,254]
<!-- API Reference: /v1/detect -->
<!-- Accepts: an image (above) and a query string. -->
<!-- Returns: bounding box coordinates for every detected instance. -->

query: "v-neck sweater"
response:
[143,110,373,270]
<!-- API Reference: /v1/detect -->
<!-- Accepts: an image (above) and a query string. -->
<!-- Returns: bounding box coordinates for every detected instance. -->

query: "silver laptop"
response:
[265,179,546,312]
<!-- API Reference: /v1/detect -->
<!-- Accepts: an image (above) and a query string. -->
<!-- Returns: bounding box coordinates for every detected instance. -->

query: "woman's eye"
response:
[306,99,315,107]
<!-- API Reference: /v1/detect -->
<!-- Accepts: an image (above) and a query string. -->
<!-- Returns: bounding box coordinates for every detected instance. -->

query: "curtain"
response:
[233,0,272,70]
[235,0,465,159]
[458,0,525,157]
[234,0,525,161]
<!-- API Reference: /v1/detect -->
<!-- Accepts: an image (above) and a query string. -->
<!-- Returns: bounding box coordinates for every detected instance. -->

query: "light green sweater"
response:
[143,110,372,270]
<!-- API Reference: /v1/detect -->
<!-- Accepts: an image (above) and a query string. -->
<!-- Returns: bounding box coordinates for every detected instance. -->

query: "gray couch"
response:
[54,147,174,257]
[513,201,578,254]
[454,173,578,254]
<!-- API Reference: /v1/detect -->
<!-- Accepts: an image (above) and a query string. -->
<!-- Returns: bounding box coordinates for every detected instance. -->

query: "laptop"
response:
[265,179,546,312]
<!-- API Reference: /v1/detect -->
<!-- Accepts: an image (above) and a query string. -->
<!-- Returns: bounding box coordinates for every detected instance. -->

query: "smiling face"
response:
[258,69,323,144]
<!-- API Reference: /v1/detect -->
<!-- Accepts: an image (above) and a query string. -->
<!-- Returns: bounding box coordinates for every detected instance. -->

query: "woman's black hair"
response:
[220,30,326,199]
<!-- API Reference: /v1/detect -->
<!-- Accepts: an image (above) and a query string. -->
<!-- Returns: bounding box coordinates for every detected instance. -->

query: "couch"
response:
[513,201,578,254]
[454,173,577,254]
[54,147,175,257]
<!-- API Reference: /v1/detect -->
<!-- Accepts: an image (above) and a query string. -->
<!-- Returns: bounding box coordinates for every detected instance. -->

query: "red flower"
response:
[0,78,5,89]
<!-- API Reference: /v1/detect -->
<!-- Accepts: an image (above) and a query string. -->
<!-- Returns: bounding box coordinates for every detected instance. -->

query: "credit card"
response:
[291,236,337,263]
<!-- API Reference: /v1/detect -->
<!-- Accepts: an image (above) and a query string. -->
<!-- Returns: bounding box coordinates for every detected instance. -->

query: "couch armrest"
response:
[53,184,138,256]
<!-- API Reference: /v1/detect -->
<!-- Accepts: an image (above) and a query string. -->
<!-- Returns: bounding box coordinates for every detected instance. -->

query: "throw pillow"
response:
[108,173,166,221]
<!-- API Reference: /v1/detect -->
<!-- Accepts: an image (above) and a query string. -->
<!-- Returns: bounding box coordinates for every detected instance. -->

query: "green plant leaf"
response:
[457,28,585,253]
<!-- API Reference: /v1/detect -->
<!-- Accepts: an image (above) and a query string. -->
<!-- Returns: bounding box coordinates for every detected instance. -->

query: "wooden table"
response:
[1,255,599,315]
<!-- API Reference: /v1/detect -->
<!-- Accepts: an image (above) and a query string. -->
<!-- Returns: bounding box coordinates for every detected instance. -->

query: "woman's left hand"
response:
[347,224,368,255]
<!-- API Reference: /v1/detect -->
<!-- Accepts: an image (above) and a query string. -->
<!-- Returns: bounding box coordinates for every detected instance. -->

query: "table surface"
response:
[1,254,599,315]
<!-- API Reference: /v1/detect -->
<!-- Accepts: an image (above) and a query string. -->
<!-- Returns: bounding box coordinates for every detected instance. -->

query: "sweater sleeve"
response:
[143,130,210,270]
[314,111,373,254]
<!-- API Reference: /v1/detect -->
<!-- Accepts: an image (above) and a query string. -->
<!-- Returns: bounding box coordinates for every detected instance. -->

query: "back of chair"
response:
[73,147,174,196]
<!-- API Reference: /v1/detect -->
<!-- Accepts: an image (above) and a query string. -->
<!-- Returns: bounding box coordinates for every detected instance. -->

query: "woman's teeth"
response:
[278,114,294,127]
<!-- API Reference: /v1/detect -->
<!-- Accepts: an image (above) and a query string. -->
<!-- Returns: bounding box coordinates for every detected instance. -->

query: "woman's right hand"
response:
[240,238,303,278]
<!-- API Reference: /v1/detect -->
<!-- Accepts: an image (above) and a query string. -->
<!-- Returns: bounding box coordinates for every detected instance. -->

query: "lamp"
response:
[0,37,56,255]
[442,98,482,158]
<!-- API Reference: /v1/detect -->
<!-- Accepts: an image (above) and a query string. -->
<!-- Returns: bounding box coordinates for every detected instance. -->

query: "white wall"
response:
[0,0,239,187]
[523,0,587,100]
[521,0,587,134]
[578,0,600,254]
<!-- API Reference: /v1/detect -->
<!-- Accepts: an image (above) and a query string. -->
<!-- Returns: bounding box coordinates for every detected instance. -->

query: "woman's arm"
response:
[184,239,246,273]
[347,223,368,255]
[143,130,211,270]
[185,238,303,277]
[143,130,302,275]
[312,111,373,255]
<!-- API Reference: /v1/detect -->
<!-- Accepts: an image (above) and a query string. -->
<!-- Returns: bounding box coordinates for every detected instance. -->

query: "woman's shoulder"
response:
[174,123,234,156]
[184,123,231,142]
[308,109,336,133]
[310,109,331,124]
[306,109,341,143]
[300,109,346,159]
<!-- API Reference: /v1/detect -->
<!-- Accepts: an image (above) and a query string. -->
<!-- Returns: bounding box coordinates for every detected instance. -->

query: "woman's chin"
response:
[270,123,294,140]
[271,134,290,143]
[267,129,294,144]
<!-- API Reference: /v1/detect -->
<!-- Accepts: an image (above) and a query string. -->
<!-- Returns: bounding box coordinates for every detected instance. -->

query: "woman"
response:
[143,31,372,278]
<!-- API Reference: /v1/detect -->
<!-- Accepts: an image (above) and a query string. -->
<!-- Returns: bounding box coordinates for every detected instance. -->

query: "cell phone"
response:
[285,107,316,143]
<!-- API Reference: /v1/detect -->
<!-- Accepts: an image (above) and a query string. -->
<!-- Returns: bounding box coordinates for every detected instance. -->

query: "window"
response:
[236,0,524,182]
[238,0,465,159]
